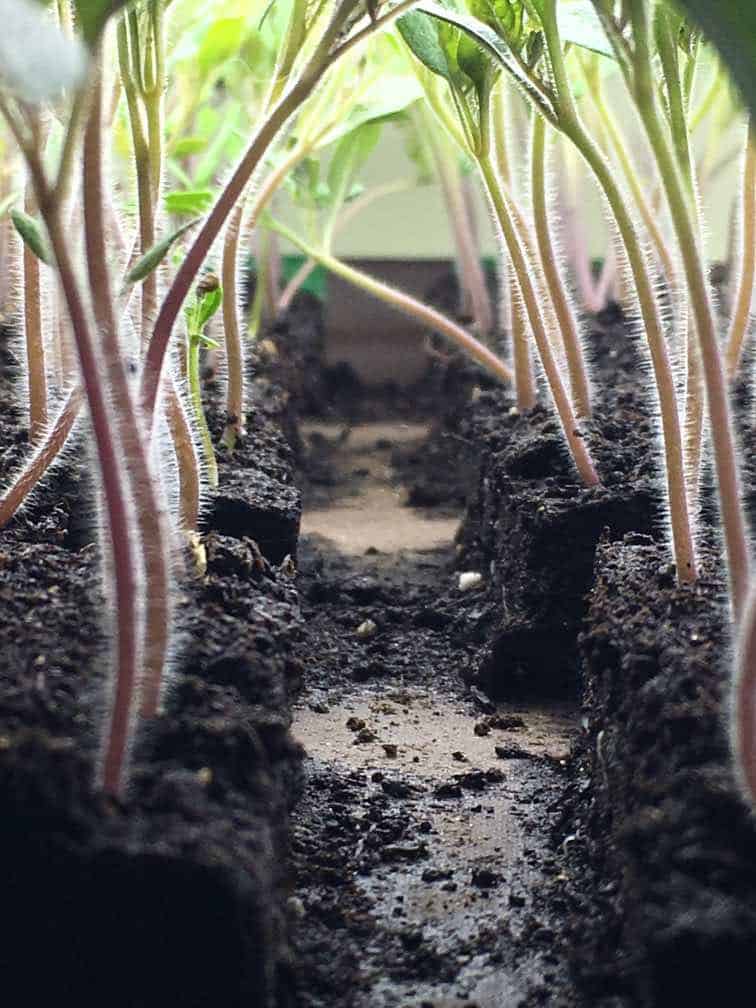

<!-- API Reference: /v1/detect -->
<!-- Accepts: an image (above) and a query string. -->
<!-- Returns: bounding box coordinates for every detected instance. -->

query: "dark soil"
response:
[0,337,304,1007]
[3,273,755,1008]
[576,535,756,1006]
[288,532,583,1008]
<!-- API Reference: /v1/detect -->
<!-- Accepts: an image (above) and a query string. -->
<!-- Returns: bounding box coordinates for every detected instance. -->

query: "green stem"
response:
[188,333,218,489]
[629,0,748,619]
[267,217,514,388]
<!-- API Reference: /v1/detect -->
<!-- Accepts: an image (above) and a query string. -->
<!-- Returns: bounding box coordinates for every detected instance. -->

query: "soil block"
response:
[578,534,756,1006]
[459,312,661,699]
[0,364,304,1007]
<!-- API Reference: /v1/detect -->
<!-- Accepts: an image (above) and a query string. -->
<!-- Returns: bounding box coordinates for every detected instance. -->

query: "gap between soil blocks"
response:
[288,421,582,1008]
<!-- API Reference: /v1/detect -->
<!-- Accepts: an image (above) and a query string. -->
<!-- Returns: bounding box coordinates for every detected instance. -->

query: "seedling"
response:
[185,276,223,489]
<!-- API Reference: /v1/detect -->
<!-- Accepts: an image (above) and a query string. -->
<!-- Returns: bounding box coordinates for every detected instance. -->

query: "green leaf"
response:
[409,1,554,109]
[171,136,208,158]
[327,121,382,208]
[674,0,756,117]
[164,189,215,217]
[312,73,425,150]
[193,103,244,188]
[409,1,517,68]
[196,286,223,330]
[196,17,246,75]
[126,219,202,285]
[558,1,613,58]
[0,0,87,101]
[11,209,52,266]
[397,10,454,80]
[73,0,129,46]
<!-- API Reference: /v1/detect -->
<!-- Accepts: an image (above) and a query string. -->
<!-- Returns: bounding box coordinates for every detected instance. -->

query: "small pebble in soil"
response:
[355,618,378,639]
[381,778,418,798]
[382,743,398,758]
[354,727,376,744]
[452,750,467,762]
[471,867,502,889]
[346,717,366,732]
[495,743,530,760]
[434,782,463,799]
[458,571,483,592]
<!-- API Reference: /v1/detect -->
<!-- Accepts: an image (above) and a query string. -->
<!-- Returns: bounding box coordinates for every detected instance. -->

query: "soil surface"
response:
[0,340,304,1007]
[576,535,756,1007]
[287,421,585,1008]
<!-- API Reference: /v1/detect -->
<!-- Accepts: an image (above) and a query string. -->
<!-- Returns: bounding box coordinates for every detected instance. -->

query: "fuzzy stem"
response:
[585,57,679,294]
[268,217,514,387]
[187,332,218,489]
[83,70,173,732]
[21,147,141,797]
[541,0,696,584]
[531,115,591,418]
[22,186,48,440]
[479,153,598,486]
[733,584,756,810]
[629,0,748,618]
[725,126,756,379]
[427,119,492,334]
[166,382,201,533]
[221,203,245,451]
[0,384,82,528]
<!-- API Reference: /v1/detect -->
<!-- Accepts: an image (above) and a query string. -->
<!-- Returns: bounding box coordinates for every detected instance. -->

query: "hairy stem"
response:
[25,153,141,797]
[83,70,171,730]
[22,187,48,440]
[269,217,514,387]
[541,0,696,584]
[221,203,245,450]
[479,153,598,486]
[725,126,756,379]
[0,384,82,528]
[733,585,756,809]
[629,0,748,617]
[531,115,591,418]
[187,333,218,489]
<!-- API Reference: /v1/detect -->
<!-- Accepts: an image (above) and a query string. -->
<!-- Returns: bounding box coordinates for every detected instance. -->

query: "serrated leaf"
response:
[11,209,52,266]
[165,189,215,217]
[126,218,201,285]
[0,0,87,101]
